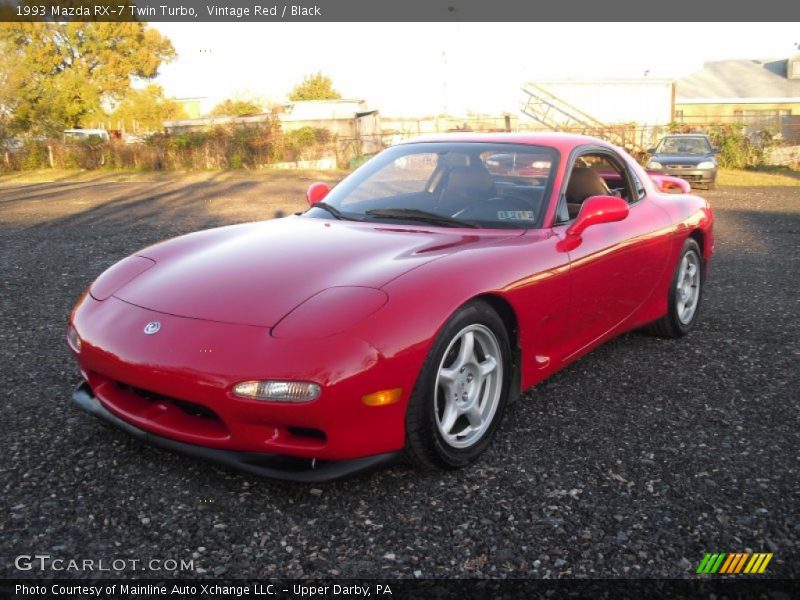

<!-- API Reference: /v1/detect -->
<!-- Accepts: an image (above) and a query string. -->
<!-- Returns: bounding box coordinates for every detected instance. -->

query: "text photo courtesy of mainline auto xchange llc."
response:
[0,1,798,598]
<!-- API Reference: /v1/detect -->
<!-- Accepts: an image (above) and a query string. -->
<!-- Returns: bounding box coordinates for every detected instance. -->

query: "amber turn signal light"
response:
[361,388,402,407]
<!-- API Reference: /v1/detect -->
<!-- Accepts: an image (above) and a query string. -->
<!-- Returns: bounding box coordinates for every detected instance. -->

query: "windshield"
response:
[655,137,712,155]
[306,142,559,229]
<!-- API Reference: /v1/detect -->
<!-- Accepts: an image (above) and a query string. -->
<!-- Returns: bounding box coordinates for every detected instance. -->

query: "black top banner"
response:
[0,0,798,22]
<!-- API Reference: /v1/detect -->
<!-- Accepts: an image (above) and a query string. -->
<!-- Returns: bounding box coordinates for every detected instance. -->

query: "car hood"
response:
[114,215,519,327]
[653,154,714,166]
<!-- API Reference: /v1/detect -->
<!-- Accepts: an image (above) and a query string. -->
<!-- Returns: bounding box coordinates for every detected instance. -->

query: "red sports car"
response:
[67,133,713,481]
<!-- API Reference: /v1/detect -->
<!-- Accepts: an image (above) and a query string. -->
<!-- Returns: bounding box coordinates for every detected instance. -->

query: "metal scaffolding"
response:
[520,84,646,153]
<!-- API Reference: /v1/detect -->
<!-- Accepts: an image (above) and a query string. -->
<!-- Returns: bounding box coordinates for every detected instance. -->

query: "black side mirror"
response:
[647,147,656,154]
[712,147,721,154]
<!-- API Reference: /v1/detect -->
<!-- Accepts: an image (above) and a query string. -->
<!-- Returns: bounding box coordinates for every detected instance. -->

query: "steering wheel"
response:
[452,195,537,222]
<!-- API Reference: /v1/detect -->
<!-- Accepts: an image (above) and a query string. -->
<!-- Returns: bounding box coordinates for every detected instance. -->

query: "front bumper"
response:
[657,168,717,185]
[73,382,401,482]
[69,295,418,462]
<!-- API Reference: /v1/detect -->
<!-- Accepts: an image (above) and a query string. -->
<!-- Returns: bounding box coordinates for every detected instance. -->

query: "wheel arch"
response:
[473,293,522,403]
[689,228,705,256]
[687,228,712,276]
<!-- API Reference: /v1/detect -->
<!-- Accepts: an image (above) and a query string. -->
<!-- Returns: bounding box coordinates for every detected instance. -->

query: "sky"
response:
[151,22,800,117]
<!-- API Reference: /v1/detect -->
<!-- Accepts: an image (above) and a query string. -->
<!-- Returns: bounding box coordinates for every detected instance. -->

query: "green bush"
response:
[0,120,336,172]
[21,143,46,169]
[705,124,766,169]
[279,126,331,162]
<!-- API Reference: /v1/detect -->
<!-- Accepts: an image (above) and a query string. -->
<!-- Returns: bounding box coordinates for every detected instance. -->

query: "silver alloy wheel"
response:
[434,324,503,449]
[676,250,701,325]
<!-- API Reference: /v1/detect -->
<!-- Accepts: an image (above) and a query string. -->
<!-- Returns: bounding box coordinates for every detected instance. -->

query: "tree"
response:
[0,22,175,136]
[110,85,186,134]
[288,72,342,101]
[210,99,263,117]
[0,39,18,144]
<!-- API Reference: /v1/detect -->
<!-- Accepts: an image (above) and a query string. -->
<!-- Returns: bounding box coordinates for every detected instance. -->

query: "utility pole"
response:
[442,50,449,117]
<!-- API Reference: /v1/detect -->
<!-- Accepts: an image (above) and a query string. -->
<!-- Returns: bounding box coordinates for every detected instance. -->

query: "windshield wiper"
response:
[310,201,365,221]
[308,201,348,220]
[365,208,479,228]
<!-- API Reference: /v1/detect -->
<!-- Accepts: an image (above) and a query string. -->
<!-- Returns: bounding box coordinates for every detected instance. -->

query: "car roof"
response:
[661,133,711,138]
[64,128,108,134]
[397,131,616,153]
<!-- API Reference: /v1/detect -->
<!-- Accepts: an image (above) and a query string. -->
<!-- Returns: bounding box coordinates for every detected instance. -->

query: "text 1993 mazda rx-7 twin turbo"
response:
[68,133,713,481]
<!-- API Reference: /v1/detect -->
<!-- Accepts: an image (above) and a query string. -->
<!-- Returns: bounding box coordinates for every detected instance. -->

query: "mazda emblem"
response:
[143,321,161,335]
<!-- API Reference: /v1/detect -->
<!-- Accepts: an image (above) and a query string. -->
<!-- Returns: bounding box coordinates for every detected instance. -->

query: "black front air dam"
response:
[72,382,401,483]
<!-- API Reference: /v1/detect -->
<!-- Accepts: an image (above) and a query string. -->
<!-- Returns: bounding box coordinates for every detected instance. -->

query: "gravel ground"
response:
[0,178,797,579]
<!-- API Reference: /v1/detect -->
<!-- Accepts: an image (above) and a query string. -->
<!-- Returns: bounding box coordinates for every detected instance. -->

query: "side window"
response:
[561,152,634,220]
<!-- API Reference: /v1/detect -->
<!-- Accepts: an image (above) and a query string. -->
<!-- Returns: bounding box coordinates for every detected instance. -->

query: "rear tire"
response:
[404,300,511,470]
[648,238,704,338]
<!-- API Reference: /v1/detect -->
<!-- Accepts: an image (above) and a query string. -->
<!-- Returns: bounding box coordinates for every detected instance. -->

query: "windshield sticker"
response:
[497,210,535,220]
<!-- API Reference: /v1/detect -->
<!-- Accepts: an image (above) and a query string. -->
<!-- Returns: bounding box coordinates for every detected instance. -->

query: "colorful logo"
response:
[696,552,773,574]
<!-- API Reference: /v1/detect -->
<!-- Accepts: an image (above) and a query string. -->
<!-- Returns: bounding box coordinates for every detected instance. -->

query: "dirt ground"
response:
[0,176,798,579]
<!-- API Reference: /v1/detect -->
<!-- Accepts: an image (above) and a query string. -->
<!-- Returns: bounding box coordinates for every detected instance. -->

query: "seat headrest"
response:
[444,165,493,198]
[566,167,609,203]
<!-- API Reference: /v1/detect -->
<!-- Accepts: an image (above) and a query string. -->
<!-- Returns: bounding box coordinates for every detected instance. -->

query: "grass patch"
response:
[0,169,153,184]
[0,168,348,185]
[718,167,800,187]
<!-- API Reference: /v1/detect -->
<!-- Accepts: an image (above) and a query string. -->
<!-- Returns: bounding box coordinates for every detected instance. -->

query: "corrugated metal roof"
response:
[676,59,800,101]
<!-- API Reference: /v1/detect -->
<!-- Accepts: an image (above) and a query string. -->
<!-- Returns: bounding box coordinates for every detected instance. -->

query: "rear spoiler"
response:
[648,173,691,194]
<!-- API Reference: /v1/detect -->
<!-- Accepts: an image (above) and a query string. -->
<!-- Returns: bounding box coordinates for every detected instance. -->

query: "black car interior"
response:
[436,163,495,212]
[428,153,548,225]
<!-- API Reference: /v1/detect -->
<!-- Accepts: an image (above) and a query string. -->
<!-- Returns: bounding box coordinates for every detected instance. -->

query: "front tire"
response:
[404,300,511,470]
[648,237,704,338]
